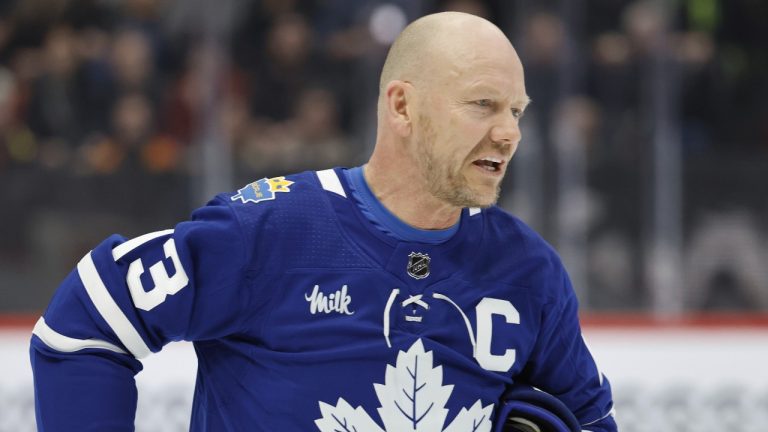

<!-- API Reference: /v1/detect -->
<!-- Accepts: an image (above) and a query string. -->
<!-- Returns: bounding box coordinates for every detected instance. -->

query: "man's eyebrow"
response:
[465,83,500,94]
[465,84,532,106]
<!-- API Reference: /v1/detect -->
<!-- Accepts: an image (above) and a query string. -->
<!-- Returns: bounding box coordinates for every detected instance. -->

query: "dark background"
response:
[1,0,766,315]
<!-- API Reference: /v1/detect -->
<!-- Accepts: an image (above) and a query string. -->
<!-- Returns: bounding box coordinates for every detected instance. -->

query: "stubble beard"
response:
[415,117,501,208]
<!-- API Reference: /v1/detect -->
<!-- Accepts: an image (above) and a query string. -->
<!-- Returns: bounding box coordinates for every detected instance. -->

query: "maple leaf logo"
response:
[315,340,494,432]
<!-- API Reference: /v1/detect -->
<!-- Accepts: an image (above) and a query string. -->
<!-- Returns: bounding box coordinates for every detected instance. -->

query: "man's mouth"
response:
[472,157,504,173]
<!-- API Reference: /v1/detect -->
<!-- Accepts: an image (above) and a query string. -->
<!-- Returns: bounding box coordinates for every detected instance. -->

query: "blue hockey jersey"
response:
[30,168,617,431]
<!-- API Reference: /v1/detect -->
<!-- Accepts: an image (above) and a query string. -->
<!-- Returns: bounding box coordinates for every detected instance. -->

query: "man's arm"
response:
[30,197,250,431]
[521,269,618,432]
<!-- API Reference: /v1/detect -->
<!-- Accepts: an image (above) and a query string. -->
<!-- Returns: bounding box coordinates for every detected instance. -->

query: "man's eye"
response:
[475,99,492,107]
[511,108,524,119]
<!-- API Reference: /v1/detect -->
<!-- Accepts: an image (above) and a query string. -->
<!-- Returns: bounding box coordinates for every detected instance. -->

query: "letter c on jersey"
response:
[127,239,189,311]
[475,298,520,372]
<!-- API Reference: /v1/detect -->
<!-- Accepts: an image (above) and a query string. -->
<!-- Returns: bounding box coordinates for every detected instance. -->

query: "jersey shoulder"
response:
[478,206,570,297]
[220,169,370,271]
[482,206,560,262]
[223,170,325,213]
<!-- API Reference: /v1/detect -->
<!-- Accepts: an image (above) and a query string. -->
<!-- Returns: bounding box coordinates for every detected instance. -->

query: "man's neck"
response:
[362,162,461,230]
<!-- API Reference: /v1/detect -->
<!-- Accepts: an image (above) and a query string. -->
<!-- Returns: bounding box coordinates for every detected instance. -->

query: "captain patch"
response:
[231,177,294,204]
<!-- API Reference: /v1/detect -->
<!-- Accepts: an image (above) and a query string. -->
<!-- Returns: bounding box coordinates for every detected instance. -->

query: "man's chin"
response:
[471,201,496,209]
[467,195,498,209]
[467,183,501,208]
[430,174,501,208]
[442,187,499,209]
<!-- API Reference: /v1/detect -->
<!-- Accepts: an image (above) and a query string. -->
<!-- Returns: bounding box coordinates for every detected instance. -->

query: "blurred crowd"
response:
[0,0,766,312]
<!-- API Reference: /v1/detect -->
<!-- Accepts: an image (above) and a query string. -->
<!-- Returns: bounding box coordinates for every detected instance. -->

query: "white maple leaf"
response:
[315,339,494,432]
[443,400,494,432]
[374,339,454,431]
[315,398,385,432]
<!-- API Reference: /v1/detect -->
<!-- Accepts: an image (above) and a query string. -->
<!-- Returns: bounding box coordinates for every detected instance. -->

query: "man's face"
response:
[411,45,528,208]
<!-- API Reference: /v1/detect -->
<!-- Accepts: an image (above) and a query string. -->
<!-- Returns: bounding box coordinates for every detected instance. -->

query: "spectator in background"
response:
[26,24,82,163]
[237,10,358,179]
[237,86,353,178]
[677,30,721,154]
[0,65,37,256]
[69,88,184,227]
[72,21,113,139]
[310,0,417,142]
[249,13,313,123]
[291,87,352,167]
[114,0,169,70]
[70,23,179,181]
[109,27,160,103]
[163,38,249,172]
[586,0,682,165]
[521,10,564,119]
[232,0,308,74]
[0,66,34,169]
[78,91,181,176]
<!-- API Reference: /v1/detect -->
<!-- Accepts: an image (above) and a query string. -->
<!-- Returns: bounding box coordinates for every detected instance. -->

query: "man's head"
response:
[377,12,529,208]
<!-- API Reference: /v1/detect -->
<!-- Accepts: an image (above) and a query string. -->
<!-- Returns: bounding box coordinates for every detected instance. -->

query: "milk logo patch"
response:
[315,339,494,432]
[407,252,430,280]
[231,176,294,204]
[305,284,355,316]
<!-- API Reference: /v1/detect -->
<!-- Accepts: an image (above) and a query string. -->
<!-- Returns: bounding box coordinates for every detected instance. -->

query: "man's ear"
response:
[385,80,413,137]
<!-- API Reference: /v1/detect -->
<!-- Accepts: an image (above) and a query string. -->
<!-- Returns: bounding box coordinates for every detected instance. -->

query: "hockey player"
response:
[31,12,617,431]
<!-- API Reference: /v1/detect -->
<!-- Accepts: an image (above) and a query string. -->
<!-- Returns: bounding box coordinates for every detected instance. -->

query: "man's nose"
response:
[490,111,522,146]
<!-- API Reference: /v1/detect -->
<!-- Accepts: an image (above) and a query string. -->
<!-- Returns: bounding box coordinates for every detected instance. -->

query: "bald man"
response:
[31,12,617,432]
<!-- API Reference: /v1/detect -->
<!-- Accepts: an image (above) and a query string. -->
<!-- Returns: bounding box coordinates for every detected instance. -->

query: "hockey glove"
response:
[494,383,581,432]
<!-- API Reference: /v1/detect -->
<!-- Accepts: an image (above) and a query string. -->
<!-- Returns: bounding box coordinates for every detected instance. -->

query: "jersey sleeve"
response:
[30,195,254,431]
[523,266,618,432]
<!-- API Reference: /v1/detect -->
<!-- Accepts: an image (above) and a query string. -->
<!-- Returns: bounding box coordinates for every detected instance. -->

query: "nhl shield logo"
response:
[407,252,430,280]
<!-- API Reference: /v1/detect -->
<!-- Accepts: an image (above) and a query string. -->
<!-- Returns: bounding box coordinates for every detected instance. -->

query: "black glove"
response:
[494,384,581,432]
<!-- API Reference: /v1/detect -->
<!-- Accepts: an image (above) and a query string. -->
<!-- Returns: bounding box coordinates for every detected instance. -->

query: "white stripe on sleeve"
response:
[316,169,347,197]
[582,407,617,427]
[32,317,128,354]
[112,229,174,261]
[77,252,152,359]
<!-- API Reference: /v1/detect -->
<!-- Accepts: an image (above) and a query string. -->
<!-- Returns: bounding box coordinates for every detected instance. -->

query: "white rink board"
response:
[586,327,768,391]
[3,326,768,431]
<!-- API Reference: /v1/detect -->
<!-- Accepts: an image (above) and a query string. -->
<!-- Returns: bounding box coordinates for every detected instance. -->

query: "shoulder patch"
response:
[231,176,294,204]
